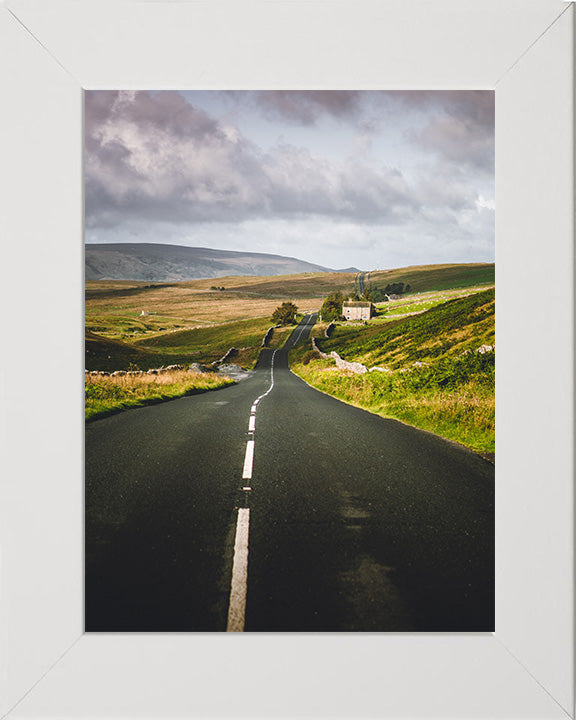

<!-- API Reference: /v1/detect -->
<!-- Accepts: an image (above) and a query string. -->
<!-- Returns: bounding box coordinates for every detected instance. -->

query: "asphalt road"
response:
[85,315,494,632]
[355,271,369,296]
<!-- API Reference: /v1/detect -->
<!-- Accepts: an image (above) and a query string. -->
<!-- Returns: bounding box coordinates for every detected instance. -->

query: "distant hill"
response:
[85,243,341,281]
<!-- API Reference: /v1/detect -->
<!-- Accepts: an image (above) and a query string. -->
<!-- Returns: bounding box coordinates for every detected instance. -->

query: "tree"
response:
[271,301,298,325]
[370,288,388,302]
[321,290,344,321]
[384,282,406,295]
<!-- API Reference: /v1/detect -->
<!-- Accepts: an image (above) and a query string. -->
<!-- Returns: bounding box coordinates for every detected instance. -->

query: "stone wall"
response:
[312,337,368,374]
[312,336,494,376]
[261,324,281,347]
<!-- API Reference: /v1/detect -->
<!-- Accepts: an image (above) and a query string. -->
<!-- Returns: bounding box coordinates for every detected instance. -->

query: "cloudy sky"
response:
[85,90,494,270]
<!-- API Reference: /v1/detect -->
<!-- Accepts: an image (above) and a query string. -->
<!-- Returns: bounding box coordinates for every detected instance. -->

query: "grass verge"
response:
[85,369,234,421]
[290,351,494,457]
[267,324,298,349]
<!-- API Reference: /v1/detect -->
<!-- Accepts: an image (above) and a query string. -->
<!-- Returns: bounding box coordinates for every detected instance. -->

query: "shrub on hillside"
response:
[301,349,320,365]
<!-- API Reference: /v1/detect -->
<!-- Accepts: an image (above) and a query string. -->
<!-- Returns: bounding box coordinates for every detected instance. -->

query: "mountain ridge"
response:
[85,243,355,281]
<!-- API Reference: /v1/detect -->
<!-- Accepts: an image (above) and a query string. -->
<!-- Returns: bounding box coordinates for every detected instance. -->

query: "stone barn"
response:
[342,301,374,321]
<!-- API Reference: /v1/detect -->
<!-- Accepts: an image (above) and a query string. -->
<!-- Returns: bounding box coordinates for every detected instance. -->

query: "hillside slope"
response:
[85,243,338,281]
[291,290,495,455]
[85,330,195,371]
[323,288,494,369]
[369,263,494,294]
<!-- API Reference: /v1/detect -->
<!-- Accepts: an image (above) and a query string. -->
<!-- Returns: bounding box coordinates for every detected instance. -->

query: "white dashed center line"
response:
[226,508,250,632]
[226,316,314,632]
[242,439,255,480]
[226,347,279,632]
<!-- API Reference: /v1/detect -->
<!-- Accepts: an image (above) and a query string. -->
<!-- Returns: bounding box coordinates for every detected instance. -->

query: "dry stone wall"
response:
[86,364,191,377]
[261,324,281,347]
[312,337,494,376]
[312,337,368,374]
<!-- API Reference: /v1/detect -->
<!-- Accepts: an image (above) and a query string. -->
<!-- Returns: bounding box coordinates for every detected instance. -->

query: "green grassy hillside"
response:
[85,263,494,388]
[86,316,292,371]
[291,289,495,456]
[85,331,197,371]
[369,263,494,294]
[133,316,275,368]
[324,289,494,368]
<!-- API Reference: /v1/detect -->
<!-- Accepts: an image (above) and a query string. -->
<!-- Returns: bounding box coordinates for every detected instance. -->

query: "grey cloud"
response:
[87,90,220,139]
[85,91,269,227]
[398,91,494,171]
[225,89,493,135]
[223,90,364,125]
[260,144,418,222]
[223,89,494,172]
[413,161,479,212]
[85,91,427,229]
[414,115,494,170]
[390,91,493,125]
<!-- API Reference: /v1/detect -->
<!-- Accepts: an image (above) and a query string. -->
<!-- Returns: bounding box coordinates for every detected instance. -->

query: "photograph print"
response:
[85,90,495,632]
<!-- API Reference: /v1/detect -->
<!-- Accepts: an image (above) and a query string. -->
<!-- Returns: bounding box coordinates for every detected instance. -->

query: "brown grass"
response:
[85,369,233,420]
[85,280,323,338]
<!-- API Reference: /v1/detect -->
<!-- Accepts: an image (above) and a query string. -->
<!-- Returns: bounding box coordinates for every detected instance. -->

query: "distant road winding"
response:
[86,315,494,632]
[355,271,370,296]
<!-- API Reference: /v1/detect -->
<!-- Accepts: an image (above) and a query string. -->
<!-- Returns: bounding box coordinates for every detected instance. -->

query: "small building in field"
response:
[342,301,374,321]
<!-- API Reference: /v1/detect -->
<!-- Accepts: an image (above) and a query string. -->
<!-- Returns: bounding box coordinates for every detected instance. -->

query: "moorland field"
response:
[85,262,495,455]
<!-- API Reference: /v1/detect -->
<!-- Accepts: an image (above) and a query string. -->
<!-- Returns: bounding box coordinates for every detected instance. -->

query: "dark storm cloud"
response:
[389,90,493,126]
[246,90,363,125]
[85,90,424,229]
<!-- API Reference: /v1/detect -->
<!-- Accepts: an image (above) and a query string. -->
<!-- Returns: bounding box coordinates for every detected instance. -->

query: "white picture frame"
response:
[0,1,573,717]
